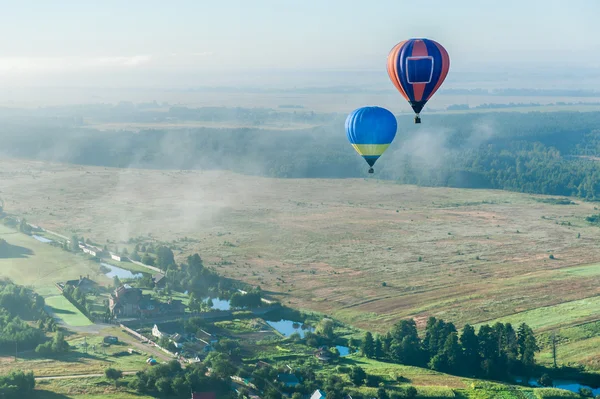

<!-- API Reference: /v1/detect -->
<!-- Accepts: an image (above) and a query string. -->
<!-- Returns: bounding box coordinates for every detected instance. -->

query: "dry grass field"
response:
[2,158,600,338]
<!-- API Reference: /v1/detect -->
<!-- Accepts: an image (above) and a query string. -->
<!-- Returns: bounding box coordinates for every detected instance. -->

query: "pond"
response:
[32,235,52,243]
[517,377,600,395]
[101,263,143,279]
[335,345,352,357]
[266,319,315,338]
[203,297,231,311]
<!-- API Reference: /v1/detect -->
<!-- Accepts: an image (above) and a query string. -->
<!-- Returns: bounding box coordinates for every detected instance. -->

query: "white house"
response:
[82,247,97,257]
[311,390,326,399]
[110,253,122,262]
[152,324,163,339]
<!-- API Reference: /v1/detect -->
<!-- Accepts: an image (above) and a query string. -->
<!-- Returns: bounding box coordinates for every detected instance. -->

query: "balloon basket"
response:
[414,115,421,124]
[368,168,374,174]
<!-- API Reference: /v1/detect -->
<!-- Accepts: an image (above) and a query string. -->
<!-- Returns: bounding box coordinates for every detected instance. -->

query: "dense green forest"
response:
[0,280,47,353]
[3,107,600,198]
[0,370,35,398]
[353,318,539,381]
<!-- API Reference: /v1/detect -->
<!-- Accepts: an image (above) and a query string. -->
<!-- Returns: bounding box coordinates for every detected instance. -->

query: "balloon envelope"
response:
[345,106,397,168]
[387,38,450,115]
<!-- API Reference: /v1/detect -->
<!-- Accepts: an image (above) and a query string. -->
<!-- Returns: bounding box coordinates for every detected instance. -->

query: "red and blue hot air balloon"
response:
[345,106,397,174]
[387,38,450,124]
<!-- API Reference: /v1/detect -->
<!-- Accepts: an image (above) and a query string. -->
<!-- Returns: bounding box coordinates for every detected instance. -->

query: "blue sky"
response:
[0,0,597,86]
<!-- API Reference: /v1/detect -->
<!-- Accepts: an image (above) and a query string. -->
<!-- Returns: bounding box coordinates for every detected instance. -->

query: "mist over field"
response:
[3,1,600,398]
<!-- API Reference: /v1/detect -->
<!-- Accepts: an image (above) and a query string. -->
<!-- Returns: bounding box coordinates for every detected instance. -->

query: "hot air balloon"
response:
[345,106,397,174]
[387,38,450,124]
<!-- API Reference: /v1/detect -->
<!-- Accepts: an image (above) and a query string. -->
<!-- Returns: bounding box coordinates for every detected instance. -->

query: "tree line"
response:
[130,360,235,398]
[6,110,600,198]
[355,317,539,381]
[0,280,50,353]
[0,370,35,398]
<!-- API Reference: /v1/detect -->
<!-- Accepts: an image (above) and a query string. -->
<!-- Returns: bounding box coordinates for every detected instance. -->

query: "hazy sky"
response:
[0,0,598,87]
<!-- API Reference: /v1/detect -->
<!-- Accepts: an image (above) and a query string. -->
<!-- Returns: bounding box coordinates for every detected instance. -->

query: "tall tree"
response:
[374,335,384,359]
[442,332,463,372]
[522,334,539,369]
[349,366,366,386]
[105,367,123,387]
[362,331,375,358]
[460,324,480,375]
[70,234,79,252]
[316,318,335,339]
[156,246,175,270]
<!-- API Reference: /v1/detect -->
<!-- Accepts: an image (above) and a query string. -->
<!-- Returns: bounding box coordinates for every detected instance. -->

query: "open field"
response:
[45,295,92,327]
[0,223,111,296]
[4,158,600,340]
[336,354,470,389]
[0,328,165,378]
[35,377,155,399]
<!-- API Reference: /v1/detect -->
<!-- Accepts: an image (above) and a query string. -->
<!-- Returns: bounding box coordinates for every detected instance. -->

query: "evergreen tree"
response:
[442,332,463,372]
[374,335,384,359]
[362,331,375,358]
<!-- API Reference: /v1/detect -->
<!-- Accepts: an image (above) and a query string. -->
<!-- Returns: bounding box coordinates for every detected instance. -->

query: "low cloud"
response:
[0,55,152,73]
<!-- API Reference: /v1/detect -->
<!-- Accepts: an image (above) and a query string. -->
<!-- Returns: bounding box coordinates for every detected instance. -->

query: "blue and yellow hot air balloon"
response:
[387,38,450,123]
[345,106,397,174]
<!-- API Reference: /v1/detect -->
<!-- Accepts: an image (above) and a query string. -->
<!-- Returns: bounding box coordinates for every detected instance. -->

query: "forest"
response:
[353,318,539,381]
[3,108,600,198]
[0,280,49,353]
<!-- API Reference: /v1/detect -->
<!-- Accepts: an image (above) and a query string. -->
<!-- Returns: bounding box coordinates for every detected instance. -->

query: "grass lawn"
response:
[332,354,471,389]
[214,318,266,334]
[141,288,190,306]
[474,296,600,333]
[0,223,111,296]
[35,377,155,398]
[537,320,600,368]
[35,393,155,399]
[45,295,92,327]
[0,332,154,377]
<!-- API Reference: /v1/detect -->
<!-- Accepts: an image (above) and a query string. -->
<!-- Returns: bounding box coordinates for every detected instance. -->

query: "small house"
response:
[152,324,163,339]
[311,390,326,399]
[109,285,143,317]
[65,276,96,293]
[315,348,331,363]
[110,253,122,262]
[152,273,166,288]
[166,299,185,314]
[103,336,118,344]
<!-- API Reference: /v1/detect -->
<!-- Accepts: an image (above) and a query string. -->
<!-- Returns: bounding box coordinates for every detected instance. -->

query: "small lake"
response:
[336,345,352,357]
[32,235,52,243]
[203,297,231,311]
[266,319,315,338]
[517,377,600,395]
[101,263,142,279]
